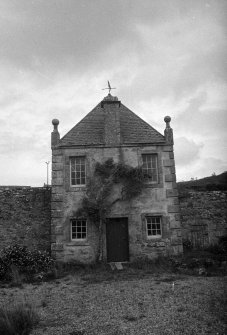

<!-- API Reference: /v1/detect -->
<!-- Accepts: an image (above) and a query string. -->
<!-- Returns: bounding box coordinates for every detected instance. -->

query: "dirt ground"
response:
[0,270,226,335]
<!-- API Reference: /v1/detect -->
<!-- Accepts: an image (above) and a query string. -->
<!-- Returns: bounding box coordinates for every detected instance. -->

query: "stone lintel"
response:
[166,189,179,197]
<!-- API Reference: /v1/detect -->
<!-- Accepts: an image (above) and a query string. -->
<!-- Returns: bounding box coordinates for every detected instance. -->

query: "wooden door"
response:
[106,218,129,262]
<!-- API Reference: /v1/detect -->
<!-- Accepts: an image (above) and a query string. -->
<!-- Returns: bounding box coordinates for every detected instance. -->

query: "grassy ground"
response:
[0,265,226,335]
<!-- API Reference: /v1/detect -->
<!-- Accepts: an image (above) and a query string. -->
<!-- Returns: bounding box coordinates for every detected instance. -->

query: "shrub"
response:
[0,302,39,335]
[205,235,227,255]
[0,244,54,280]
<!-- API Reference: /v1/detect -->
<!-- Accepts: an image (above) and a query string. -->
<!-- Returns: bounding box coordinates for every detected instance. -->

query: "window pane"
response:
[71,157,86,185]
[142,154,158,182]
[71,219,87,240]
[146,216,162,237]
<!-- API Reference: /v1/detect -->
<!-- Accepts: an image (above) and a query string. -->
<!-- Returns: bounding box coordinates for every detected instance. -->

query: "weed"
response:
[0,301,39,335]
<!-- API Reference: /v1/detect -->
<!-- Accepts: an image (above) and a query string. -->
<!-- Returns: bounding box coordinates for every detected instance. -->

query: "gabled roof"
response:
[59,98,165,147]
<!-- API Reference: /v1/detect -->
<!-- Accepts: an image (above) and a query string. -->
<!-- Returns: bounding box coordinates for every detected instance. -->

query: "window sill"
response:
[69,186,87,192]
[66,241,90,246]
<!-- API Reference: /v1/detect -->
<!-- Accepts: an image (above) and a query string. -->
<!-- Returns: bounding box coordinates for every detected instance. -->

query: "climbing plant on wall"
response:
[75,158,146,261]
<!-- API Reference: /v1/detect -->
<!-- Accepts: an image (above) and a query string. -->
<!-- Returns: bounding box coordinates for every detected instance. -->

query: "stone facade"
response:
[50,94,182,263]
[0,186,51,252]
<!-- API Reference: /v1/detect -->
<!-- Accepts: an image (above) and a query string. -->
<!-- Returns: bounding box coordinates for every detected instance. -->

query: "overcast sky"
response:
[0,0,226,186]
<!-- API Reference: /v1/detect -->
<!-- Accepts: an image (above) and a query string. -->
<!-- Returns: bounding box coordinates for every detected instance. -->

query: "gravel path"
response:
[0,273,226,335]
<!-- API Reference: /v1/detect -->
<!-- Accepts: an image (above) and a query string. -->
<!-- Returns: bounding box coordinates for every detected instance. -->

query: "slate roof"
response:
[59,99,165,147]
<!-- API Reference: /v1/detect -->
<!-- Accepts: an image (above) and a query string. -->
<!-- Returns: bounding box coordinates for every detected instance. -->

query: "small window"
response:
[146,216,162,238]
[70,156,86,186]
[142,154,158,182]
[71,219,87,240]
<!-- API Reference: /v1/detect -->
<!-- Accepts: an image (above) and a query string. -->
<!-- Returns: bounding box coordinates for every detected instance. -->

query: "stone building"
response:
[51,93,182,263]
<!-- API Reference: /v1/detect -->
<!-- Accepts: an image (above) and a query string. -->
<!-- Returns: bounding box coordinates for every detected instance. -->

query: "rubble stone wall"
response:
[179,190,227,248]
[0,186,51,252]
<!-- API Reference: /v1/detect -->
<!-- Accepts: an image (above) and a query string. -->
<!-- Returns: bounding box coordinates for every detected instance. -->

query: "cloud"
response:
[174,137,203,166]
[0,0,226,185]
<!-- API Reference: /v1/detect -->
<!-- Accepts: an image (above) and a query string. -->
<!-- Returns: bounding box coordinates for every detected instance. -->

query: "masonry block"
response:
[51,186,63,194]
[165,174,176,182]
[52,178,64,186]
[52,156,63,164]
[163,159,175,167]
[170,166,176,174]
[52,149,63,155]
[52,163,63,171]
[163,146,173,152]
[52,171,63,179]
[169,152,174,159]
[166,189,179,197]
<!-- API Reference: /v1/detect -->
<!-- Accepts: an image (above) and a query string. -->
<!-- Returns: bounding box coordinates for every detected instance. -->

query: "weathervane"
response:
[102,81,116,94]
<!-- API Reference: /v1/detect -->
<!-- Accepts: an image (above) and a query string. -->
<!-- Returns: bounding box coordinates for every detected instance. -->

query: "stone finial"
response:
[51,119,60,148]
[52,119,59,132]
[164,116,173,144]
[164,116,171,128]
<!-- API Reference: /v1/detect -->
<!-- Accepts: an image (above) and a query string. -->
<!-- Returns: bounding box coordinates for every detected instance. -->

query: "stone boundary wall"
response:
[0,186,226,253]
[0,186,51,252]
[179,190,227,248]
